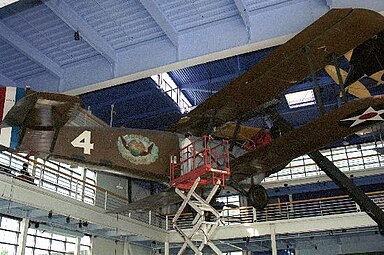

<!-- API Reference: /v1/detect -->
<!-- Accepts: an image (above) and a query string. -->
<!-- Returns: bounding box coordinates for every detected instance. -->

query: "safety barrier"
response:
[1,142,383,230]
[265,141,384,182]
[166,190,384,229]
[0,151,164,228]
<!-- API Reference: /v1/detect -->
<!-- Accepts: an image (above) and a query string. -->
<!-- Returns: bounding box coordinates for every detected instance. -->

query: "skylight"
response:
[151,73,192,113]
[285,89,316,109]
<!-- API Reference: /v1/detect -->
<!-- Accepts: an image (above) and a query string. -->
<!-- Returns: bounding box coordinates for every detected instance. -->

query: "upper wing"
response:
[230,95,384,183]
[172,9,384,134]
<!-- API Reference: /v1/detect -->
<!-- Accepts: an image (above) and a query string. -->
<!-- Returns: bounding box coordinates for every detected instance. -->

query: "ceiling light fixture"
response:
[74,31,80,41]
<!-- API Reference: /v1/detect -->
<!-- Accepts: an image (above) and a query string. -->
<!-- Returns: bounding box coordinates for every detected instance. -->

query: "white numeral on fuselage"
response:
[71,131,94,155]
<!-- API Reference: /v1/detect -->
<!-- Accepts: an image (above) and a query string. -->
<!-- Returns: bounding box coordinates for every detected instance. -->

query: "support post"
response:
[164,241,169,255]
[123,241,132,255]
[17,218,29,255]
[309,151,384,232]
[74,237,81,255]
[270,225,277,255]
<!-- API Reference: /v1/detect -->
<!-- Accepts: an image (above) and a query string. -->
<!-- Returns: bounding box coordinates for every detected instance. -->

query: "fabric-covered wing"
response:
[230,96,384,183]
[172,9,384,134]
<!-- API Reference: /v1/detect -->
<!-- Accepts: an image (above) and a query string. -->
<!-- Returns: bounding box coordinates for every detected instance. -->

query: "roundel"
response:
[339,106,384,128]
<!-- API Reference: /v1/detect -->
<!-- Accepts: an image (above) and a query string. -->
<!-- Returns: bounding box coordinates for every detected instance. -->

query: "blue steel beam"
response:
[43,0,116,67]
[179,73,239,89]
[0,21,63,79]
[181,88,218,93]
[84,90,155,110]
[0,72,15,85]
[114,106,178,125]
[234,0,252,39]
[138,0,179,47]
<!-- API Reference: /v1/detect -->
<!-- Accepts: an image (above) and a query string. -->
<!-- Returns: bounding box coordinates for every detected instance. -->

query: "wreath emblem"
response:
[117,134,159,165]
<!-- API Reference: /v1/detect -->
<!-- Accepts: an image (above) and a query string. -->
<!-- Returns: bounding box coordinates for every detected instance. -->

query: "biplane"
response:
[0,8,384,227]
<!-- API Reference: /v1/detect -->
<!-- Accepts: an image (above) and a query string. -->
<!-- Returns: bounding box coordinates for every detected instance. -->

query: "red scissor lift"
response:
[169,137,231,255]
[170,136,231,189]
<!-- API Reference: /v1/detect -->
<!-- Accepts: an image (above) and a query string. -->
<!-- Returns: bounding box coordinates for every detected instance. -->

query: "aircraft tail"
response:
[0,87,26,150]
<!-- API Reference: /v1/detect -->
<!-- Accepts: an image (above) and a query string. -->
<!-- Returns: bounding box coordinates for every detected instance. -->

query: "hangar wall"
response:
[96,172,154,203]
[92,237,152,255]
[295,233,384,255]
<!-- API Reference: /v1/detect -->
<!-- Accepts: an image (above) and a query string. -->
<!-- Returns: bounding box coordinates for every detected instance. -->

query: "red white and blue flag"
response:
[0,87,25,149]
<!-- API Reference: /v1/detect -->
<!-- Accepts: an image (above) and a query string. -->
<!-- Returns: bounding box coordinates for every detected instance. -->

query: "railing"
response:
[166,190,384,229]
[0,151,165,228]
[0,151,97,205]
[1,142,383,231]
[264,141,384,182]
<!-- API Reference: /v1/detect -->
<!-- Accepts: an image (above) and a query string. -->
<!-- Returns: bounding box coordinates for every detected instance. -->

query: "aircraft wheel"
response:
[247,184,268,210]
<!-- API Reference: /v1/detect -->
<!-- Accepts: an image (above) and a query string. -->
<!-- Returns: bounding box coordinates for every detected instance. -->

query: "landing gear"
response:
[247,184,268,210]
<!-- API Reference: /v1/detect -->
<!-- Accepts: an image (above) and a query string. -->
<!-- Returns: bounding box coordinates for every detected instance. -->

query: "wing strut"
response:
[304,46,325,115]
[229,120,241,151]
[331,53,348,104]
[309,151,384,233]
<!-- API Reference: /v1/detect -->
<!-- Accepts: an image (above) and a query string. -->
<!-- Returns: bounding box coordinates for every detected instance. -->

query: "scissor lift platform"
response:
[169,137,230,254]
[170,136,230,190]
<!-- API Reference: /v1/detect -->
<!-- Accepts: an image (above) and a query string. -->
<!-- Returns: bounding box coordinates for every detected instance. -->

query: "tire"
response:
[247,184,268,210]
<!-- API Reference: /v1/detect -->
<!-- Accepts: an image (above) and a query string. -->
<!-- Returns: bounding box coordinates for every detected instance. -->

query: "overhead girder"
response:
[43,0,117,69]
[0,20,63,80]
[138,0,179,47]
[233,0,252,39]
[179,73,239,90]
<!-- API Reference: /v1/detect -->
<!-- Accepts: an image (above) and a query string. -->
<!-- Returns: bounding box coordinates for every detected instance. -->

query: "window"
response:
[216,195,241,225]
[26,229,91,255]
[285,89,315,109]
[0,215,20,255]
[0,152,96,206]
[151,73,192,113]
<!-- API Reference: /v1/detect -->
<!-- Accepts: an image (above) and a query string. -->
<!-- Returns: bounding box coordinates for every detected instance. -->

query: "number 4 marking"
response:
[71,131,94,155]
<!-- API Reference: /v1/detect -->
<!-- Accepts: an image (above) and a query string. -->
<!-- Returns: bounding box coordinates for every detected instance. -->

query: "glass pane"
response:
[66,242,75,253]
[0,230,17,243]
[52,234,66,241]
[25,247,34,255]
[35,237,50,249]
[34,249,49,255]
[1,217,20,231]
[80,236,90,245]
[0,244,16,255]
[26,235,35,247]
[51,240,65,252]
[80,245,91,254]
